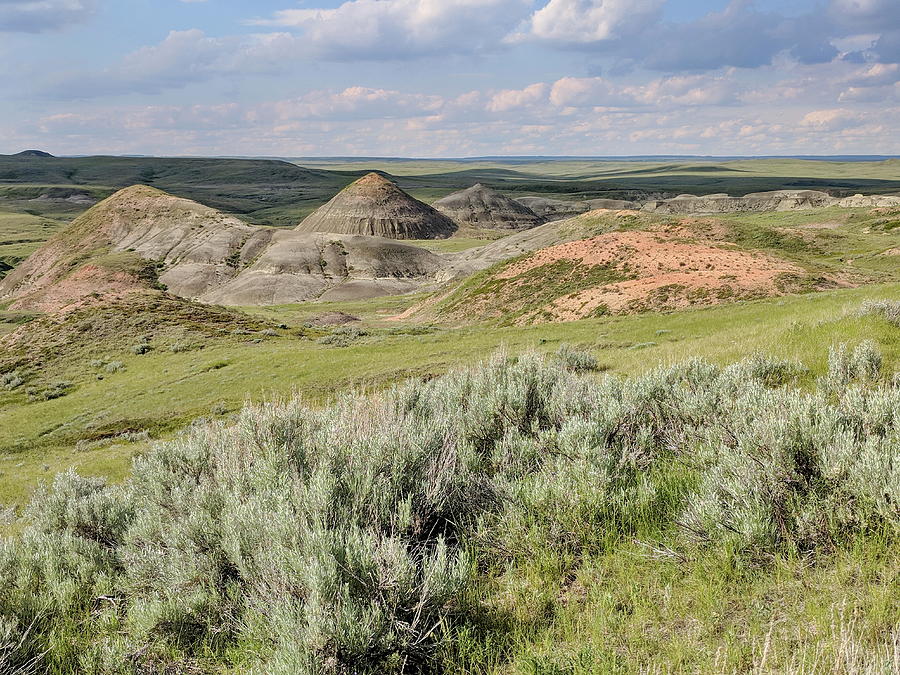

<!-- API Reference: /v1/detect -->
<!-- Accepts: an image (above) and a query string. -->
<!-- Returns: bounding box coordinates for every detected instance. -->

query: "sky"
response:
[1,0,900,157]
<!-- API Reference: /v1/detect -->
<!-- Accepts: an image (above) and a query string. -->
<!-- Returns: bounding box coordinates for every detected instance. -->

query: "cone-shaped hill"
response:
[1,184,451,312]
[296,173,457,239]
[433,184,545,231]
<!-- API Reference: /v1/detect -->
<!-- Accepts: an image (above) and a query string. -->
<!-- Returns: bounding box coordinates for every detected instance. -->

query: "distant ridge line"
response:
[285,155,900,162]
[3,153,899,162]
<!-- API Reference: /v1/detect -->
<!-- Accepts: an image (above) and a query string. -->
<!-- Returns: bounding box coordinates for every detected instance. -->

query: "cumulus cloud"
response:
[846,62,900,86]
[548,74,736,109]
[513,0,837,72]
[487,83,548,112]
[828,0,900,33]
[12,0,900,156]
[269,87,443,124]
[828,0,900,63]
[627,2,836,71]
[511,0,662,44]
[800,108,866,131]
[44,0,534,97]
[0,0,97,33]
[251,0,531,60]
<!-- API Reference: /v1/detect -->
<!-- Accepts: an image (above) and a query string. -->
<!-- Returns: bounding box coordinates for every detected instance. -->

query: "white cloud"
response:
[512,0,662,44]
[252,0,531,60]
[269,87,443,123]
[15,93,900,157]
[548,74,735,109]
[846,62,900,86]
[828,0,900,32]
[487,83,548,112]
[800,108,866,131]
[512,0,840,72]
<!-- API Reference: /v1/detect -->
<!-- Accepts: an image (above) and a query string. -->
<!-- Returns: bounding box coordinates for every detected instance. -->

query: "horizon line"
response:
[6,152,900,162]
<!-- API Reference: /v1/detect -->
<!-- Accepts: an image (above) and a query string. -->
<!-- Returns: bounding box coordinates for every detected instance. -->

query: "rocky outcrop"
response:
[201,232,445,305]
[585,198,641,210]
[514,196,591,220]
[297,173,457,239]
[433,184,545,230]
[517,190,900,218]
[0,185,450,311]
[0,185,261,308]
[835,194,900,208]
[641,190,834,214]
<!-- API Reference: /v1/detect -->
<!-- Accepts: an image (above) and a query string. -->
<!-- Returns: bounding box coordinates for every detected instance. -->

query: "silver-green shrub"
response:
[859,299,900,326]
[2,349,897,672]
[0,372,23,391]
[552,343,600,372]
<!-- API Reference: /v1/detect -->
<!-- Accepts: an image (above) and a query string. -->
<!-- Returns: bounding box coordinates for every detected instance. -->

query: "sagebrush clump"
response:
[24,380,72,402]
[552,343,600,372]
[0,371,23,391]
[1,348,897,673]
[860,299,900,326]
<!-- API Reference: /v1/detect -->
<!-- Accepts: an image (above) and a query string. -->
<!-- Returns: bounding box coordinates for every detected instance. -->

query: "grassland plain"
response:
[0,209,78,275]
[1,282,899,506]
[296,157,900,196]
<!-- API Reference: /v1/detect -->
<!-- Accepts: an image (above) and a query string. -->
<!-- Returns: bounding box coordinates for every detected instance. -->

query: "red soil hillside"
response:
[423,223,837,325]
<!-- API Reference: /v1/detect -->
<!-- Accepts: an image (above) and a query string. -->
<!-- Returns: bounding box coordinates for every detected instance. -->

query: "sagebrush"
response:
[1,349,898,673]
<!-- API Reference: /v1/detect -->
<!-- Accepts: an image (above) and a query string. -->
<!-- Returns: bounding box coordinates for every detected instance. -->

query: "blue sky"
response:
[1,0,899,157]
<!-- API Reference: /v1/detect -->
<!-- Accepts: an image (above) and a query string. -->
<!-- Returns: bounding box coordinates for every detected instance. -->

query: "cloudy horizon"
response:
[2,0,900,157]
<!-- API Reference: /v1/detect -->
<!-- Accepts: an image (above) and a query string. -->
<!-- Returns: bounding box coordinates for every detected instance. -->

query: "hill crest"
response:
[433,184,545,231]
[297,172,457,239]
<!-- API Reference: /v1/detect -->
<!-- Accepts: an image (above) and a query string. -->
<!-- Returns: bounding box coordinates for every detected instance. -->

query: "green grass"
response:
[454,537,898,673]
[435,257,633,324]
[1,282,899,505]
[237,292,430,324]
[0,210,72,271]
[715,207,900,280]
[2,155,899,673]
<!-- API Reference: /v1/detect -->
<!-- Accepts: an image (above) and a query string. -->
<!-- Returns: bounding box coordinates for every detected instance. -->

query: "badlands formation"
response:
[515,190,900,220]
[2,175,897,320]
[0,185,445,311]
[433,184,545,230]
[297,172,457,239]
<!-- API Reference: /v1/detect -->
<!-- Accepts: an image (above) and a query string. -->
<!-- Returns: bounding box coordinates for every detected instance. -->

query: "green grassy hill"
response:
[413,206,899,325]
